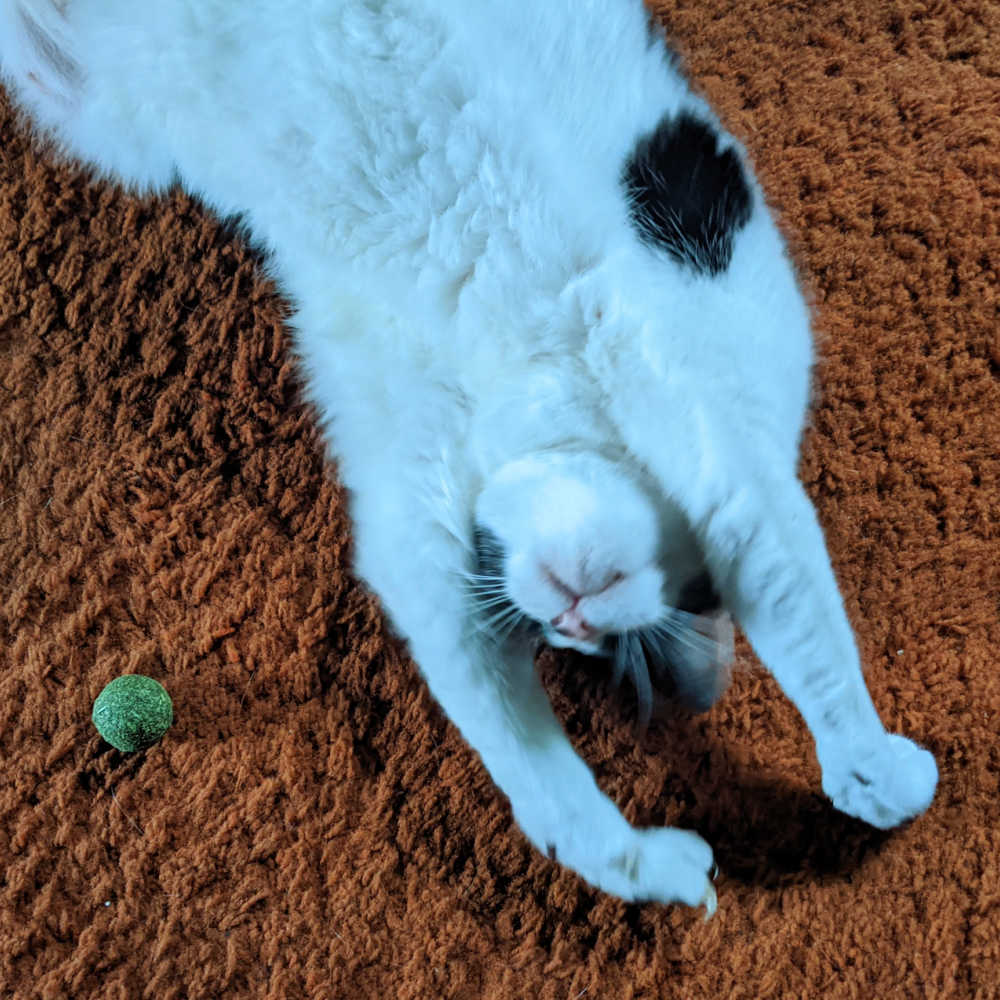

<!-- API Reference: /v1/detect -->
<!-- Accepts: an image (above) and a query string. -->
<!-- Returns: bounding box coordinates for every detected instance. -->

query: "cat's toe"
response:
[605,827,716,911]
[823,733,938,829]
[884,734,938,816]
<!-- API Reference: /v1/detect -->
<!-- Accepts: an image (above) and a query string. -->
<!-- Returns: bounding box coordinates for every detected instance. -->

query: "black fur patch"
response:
[622,112,752,275]
[470,525,537,642]
[472,524,506,583]
[676,571,721,615]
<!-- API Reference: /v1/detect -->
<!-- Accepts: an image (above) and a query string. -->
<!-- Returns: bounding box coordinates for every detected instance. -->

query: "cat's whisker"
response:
[495,614,529,645]
[656,628,712,664]
[464,578,509,593]
[636,626,674,679]
[466,583,510,598]
[475,603,514,627]
[460,580,508,595]
[476,610,530,648]
[650,614,702,643]
[469,585,512,599]
[476,603,526,635]
[608,632,654,728]
[463,577,512,602]
[466,580,517,606]
[654,615,730,661]
[471,595,520,615]
[459,569,505,583]
[625,632,653,730]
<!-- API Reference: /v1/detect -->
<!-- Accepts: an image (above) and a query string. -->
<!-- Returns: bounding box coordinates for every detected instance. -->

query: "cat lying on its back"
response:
[0,0,938,911]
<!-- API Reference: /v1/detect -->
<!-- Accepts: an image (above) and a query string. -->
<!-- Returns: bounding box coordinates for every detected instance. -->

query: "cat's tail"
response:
[0,0,81,111]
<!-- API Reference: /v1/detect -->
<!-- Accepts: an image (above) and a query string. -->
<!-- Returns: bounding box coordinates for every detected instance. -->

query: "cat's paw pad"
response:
[822,733,937,830]
[599,828,717,913]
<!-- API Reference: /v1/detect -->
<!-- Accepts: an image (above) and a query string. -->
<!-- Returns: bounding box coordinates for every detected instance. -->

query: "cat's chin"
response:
[541,625,608,657]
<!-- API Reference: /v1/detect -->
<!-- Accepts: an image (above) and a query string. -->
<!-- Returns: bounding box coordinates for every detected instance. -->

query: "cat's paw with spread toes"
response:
[590,828,717,914]
[821,733,938,830]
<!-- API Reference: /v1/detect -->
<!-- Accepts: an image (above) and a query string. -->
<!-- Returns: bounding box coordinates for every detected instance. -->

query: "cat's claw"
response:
[700,878,718,921]
[821,733,938,830]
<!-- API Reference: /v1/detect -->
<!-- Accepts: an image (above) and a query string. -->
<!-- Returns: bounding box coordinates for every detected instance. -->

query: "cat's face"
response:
[473,452,667,652]
[473,447,722,634]
[472,451,732,717]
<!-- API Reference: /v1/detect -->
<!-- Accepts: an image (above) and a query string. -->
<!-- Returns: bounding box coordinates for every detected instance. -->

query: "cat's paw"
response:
[821,733,938,830]
[587,828,717,914]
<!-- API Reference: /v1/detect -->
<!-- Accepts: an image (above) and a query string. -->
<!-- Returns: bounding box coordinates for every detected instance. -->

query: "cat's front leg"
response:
[585,331,937,829]
[347,478,717,910]
[699,471,938,830]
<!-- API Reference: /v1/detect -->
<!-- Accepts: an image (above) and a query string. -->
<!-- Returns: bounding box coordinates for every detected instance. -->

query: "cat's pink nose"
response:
[551,607,595,639]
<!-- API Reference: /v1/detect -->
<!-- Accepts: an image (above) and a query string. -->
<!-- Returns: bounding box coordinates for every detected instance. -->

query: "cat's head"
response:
[471,450,733,717]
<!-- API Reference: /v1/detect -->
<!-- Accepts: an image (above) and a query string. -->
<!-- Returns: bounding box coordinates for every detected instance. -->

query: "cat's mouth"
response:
[541,623,609,656]
[470,585,734,721]
[537,570,724,659]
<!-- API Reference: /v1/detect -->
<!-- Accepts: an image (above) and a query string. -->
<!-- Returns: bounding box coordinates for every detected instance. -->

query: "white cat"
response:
[0,0,938,912]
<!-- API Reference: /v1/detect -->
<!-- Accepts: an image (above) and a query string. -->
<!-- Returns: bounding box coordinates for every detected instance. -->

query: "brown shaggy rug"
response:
[2,1,998,997]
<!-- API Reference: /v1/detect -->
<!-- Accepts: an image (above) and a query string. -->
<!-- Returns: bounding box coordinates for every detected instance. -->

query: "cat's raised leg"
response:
[346,473,717,910]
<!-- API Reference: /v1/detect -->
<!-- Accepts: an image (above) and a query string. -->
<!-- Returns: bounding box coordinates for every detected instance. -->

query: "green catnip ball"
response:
[92,675,173,752]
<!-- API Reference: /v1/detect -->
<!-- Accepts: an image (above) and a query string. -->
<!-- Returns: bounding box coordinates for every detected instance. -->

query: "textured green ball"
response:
[92,675,173,752]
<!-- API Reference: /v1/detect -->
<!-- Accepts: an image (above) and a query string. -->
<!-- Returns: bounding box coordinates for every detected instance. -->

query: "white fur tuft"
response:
[0,1,78,106]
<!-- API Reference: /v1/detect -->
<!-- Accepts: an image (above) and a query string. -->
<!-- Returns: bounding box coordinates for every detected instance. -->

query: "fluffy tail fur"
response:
[0,0,80,108]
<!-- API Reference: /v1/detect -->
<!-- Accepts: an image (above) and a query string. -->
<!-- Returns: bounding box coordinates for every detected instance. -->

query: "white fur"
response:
[1,0,937,909]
